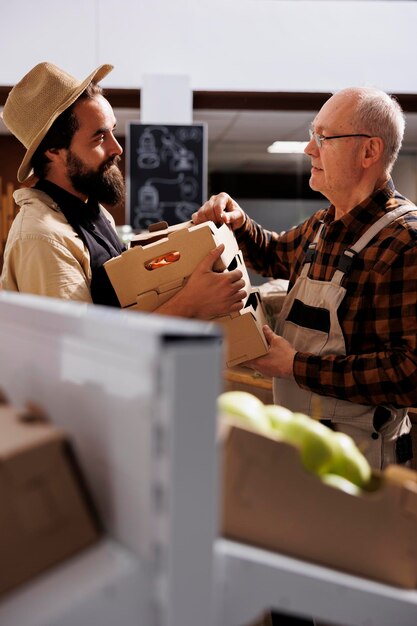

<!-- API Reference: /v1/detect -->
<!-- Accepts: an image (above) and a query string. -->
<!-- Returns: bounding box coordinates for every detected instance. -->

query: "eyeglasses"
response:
[309,129,371,148]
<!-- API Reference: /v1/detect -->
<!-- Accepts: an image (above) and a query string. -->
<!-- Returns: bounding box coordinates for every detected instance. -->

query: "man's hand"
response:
[155,244,246,319]
[244,325,296,379]
[192,192,246,231]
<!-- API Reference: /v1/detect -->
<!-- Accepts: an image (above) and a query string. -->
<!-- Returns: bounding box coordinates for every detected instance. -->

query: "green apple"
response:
[277,412,335,475]
[321,472,363,496]
[263,404,294,432]
[217,391,271,435]
[326,431,371,488]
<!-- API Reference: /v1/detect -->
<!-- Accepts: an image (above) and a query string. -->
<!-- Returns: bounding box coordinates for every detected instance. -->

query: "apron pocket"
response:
[287,298,331,333]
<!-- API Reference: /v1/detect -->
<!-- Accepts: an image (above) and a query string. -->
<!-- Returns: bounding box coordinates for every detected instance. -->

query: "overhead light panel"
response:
[267,141,308,154]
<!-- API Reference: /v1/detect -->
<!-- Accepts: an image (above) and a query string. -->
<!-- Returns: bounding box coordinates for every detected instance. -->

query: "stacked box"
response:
[104,220,268,366]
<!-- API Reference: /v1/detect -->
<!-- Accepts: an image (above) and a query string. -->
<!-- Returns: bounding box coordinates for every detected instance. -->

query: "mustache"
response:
[102,155,121,171]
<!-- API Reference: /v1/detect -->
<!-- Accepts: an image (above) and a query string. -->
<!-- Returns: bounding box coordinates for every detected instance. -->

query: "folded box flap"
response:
[133,285,184,312]
[130,219,193,246]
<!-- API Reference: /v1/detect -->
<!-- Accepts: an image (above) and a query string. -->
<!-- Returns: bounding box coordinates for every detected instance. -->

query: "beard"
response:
[66,151,125,207]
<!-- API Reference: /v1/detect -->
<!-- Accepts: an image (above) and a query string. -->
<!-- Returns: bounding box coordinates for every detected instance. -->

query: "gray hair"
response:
[339,87,405,174]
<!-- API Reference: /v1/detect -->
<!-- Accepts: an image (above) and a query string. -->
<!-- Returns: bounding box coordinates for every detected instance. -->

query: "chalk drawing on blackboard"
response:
[128,122,206,228]
[137,128,160,168]
[176,126,203,143]
[137,126,199,175]
[132,173,200,230]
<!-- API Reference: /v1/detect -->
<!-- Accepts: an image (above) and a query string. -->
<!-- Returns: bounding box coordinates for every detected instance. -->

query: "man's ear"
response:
[45,147,67,167]
[362,136,384,169]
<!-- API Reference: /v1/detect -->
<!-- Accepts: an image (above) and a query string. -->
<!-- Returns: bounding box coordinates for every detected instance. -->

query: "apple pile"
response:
[218,391,372,495]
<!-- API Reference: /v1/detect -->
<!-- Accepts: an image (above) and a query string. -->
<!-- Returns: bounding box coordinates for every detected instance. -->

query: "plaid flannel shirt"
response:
[235,179,417,408]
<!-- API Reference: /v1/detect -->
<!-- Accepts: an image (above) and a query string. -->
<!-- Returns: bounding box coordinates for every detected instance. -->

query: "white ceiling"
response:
[3,106,417,175]
[193,109,314,174]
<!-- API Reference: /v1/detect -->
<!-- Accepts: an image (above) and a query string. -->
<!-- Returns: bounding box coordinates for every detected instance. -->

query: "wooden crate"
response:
[223,366,273,405]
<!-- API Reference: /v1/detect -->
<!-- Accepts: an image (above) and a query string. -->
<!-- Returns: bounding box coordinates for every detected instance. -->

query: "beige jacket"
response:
[1,187,116,303]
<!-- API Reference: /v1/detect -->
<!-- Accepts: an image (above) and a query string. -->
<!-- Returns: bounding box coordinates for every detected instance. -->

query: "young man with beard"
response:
[0,62,246,317]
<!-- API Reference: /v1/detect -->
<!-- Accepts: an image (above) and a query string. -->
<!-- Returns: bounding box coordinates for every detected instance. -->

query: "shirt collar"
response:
[35,179,100,225]
[323,178,397,230]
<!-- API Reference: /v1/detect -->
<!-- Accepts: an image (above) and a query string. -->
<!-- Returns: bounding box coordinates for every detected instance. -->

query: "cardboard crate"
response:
[0,404,100,596]
[216,289,269,368]
[104,220,240,310]
[131,248,252,314]
[105,220,269,366]
[220,424,417,588]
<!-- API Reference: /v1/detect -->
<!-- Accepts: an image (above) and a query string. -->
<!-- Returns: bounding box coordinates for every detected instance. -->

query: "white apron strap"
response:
[300,222,325,277]
[332,205,417,285]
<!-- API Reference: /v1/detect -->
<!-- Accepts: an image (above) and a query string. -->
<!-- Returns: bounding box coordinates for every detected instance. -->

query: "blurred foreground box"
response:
[0,403,100,596]
[220,424,417,588]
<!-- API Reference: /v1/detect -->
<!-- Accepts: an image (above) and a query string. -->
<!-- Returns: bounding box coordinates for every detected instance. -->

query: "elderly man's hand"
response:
[192,192,246,231]
[244,325,296,379]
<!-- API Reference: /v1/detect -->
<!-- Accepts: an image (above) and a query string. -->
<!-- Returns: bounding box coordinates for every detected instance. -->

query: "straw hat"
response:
[1,62,113,182]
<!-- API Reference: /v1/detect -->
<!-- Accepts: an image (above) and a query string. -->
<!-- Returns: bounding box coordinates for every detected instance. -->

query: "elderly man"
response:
[193,87,417,470]
[0,62,246,318]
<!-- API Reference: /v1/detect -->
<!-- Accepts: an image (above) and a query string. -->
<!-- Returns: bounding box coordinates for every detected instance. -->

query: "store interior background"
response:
[1,4,417,622]
[1,0,417,282]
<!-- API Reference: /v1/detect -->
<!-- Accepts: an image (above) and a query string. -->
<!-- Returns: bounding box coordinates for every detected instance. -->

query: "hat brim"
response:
[17,63,113,182]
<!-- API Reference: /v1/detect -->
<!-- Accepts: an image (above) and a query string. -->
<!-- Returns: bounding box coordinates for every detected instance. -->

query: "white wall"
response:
[392,154,417,201]
[1,1,417,93]
[2,1,416,206]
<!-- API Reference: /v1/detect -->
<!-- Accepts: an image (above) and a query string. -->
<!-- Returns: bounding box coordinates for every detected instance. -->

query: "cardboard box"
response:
[133,248,252,315]
[220,424,417,588]
[129,219,193,247]
[0,404,100,596]
[104,220,240,310]
[105,220,269,366]
[216,288,269,368]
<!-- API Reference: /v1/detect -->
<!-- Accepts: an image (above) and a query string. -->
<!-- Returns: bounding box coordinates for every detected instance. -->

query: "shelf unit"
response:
[215,539,417,626]
[0,292,416,626]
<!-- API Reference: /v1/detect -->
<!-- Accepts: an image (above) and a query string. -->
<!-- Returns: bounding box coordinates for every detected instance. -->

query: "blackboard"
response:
[127,123,207,230]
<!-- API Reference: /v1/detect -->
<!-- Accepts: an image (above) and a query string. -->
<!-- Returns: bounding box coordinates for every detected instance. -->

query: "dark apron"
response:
[69,205,126,307]
[35,180,125,307]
